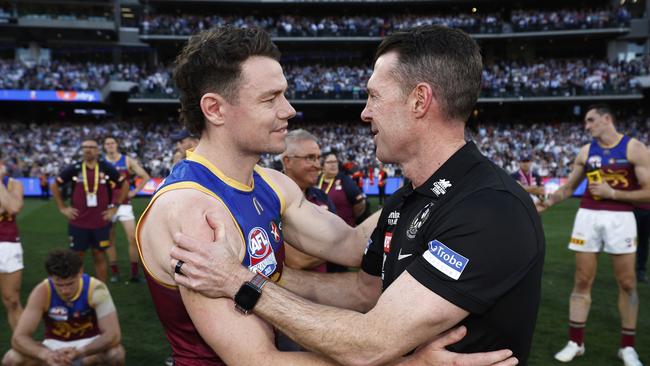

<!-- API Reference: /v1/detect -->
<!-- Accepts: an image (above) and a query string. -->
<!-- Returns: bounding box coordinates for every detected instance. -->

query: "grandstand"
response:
[0,0,649,365]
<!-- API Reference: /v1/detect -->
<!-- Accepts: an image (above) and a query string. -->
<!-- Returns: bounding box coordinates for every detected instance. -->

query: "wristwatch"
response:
[234,273,268,315]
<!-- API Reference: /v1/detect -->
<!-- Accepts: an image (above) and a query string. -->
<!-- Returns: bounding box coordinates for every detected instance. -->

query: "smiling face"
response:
[322,153,339,178]
[360,52,411,164]
[223,56,296,156]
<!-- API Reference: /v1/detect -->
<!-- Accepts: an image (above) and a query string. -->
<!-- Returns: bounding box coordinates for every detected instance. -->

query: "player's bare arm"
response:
[140,189,338,365]
[261,167,379,267]
[0,175,23,216]
[588,138,650,203]
[541,144,589,211]
[280,266,382,312]
[68,280,122,362]
[284,243,326,270]
[10,282,67,365]
[126,156,151,198]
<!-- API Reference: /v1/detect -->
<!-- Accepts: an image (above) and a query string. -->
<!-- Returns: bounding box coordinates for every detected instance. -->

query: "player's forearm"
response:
[79,331,119,357]
[133,178,149,194]
[0,182,19,214]
[610,188,650,204]
[281,267,378,312]
[12,334,51,361]
[256,351,338,366]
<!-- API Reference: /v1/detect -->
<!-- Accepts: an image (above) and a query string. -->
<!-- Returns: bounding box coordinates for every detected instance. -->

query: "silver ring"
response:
[175,260,185,275]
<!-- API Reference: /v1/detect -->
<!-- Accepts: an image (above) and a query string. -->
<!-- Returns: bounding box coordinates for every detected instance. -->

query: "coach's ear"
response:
[200,92,227,127]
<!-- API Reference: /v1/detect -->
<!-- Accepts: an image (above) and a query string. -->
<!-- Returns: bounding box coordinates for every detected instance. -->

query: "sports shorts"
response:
[111,204,135,223]
[0,242,23,273]
[569,208,637,254]
[43,335,100,350]
[69,224,111,252]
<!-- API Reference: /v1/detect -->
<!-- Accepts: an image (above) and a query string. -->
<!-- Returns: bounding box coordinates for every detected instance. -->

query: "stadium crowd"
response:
[140,8,631,36]
[1,56,648,98]
[2,117,650,181]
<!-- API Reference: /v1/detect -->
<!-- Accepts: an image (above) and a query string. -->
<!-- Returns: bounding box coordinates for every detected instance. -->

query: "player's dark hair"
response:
[173,26,281,136]
[45,249,83,278]
[375,25,482,122]
[103,135,119,145]
[586,104,616,122]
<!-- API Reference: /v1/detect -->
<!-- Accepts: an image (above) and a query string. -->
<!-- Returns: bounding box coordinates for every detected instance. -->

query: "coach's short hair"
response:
[173,26,281,136]
[283,129,319,155]
[375,25,482,122]
[586,104,616,122]
[45,249,83,278]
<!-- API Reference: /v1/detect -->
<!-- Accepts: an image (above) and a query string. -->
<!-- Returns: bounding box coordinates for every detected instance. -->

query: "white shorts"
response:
[43,335,100,350]
[0,242,23,273]
[111,204,135,223]
[569,208,637,254]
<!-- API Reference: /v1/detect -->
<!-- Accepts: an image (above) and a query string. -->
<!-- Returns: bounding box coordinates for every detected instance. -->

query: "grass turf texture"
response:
[1,198,647,365]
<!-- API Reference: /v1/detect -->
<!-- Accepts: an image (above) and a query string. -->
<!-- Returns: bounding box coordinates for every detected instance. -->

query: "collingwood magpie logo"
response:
[407,202,434,239]
[387,211,400,225]
[431,179,452,196]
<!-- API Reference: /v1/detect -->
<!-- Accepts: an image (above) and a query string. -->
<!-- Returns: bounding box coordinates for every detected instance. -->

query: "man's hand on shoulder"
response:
[411,326,518,366]
[170,211,248,299]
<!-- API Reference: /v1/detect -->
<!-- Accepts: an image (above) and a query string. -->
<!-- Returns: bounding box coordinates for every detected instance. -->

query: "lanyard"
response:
[318,175,335,194]
[82,162,99,194]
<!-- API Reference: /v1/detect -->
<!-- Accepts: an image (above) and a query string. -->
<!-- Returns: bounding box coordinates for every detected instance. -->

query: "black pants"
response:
[633,207,650,273]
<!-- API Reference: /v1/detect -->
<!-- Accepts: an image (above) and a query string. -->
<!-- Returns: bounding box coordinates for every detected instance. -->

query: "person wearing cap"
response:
[171,129,199,165]
[511,154,544,204]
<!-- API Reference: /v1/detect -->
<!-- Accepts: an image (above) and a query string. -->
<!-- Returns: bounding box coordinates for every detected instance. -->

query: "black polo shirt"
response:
[361,141,544,364]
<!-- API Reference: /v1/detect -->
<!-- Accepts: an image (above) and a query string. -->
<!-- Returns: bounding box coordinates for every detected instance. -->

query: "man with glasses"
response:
[51,137,128,283]
[281,129,337,272]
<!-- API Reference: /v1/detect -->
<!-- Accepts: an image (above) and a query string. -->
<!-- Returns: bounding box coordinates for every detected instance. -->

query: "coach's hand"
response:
[411,326,518,366]
[170,212,243,299]
[59,206,79,220]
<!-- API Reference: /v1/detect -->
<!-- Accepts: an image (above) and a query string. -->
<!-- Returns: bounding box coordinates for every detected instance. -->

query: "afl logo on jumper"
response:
[247,227,277,277]
[49,306,69,321]
[587,155,602,170]
[407,202,434,239]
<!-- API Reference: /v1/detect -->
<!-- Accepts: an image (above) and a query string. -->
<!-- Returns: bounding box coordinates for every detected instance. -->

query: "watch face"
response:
[234,282,261,313]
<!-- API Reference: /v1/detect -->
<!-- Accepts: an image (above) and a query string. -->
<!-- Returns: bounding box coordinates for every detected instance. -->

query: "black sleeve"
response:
[101,161,123,184]
[340,174,365,204]
[57,164,78,184]
[360,224,384,277]
[406,189,544,314]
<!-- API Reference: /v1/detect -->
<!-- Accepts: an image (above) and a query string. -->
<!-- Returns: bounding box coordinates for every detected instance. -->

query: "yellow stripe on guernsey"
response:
[186,150,254,192]
[135,182,247,289]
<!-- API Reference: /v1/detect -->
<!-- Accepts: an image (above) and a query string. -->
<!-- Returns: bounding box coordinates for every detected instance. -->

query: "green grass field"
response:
[1,198,648,365]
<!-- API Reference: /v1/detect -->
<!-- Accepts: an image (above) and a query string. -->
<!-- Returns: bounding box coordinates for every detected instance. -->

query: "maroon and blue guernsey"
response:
[580,135,638,212]
[136,151,286,366]
[0,176,19,242]
[105,154,132,205]
[43,274,100,341]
